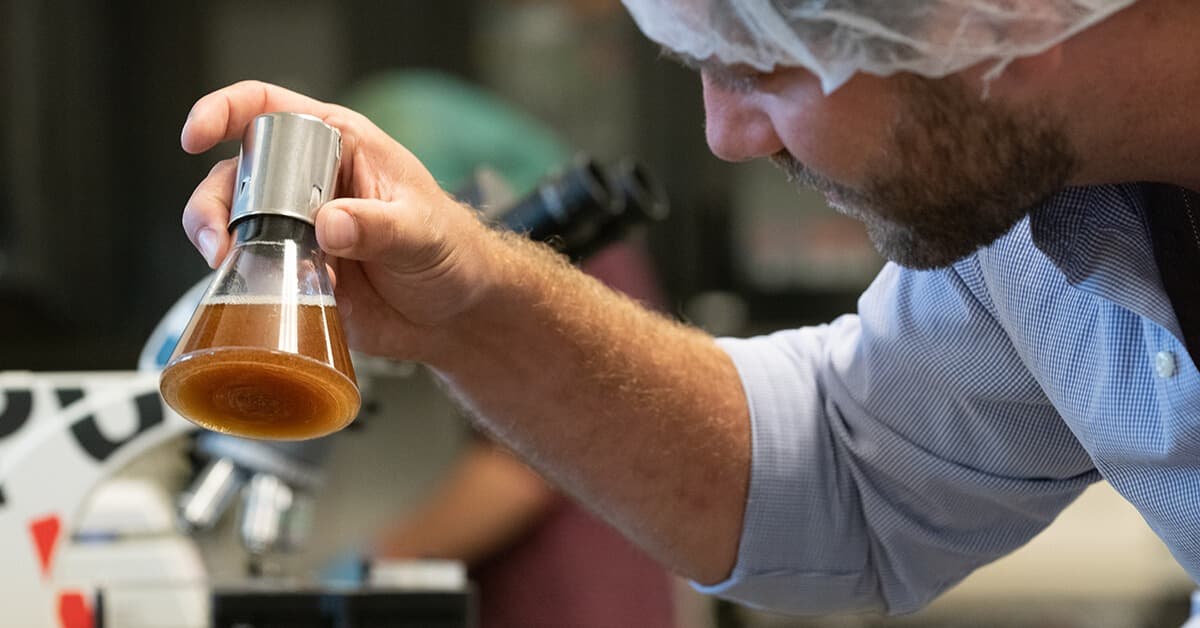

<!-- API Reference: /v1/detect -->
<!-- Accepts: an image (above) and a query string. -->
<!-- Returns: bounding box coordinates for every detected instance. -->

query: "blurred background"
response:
[0,0,877,372]
[0,1,1193,627]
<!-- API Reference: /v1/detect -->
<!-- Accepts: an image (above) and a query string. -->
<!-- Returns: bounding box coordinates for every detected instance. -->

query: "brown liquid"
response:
[159,300,359,440]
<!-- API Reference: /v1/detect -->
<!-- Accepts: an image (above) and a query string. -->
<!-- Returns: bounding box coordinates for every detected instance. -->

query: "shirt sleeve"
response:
[697,263,1100,615]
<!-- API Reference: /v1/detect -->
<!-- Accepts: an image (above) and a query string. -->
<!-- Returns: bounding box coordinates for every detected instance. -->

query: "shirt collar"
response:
[1028,183,1182,339]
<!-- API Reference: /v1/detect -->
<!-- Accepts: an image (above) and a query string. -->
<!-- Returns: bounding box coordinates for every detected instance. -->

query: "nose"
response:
[702,75,784,162]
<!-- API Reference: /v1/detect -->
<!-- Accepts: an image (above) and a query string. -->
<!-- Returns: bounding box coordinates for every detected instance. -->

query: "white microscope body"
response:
[0,368,203,627]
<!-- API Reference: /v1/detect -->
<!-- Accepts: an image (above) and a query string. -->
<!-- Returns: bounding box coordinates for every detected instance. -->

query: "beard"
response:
[772,76,1078,270]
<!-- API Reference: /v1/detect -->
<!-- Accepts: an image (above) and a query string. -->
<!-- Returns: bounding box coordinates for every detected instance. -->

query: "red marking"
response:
[57,591,94,628]
[30,514,62,577]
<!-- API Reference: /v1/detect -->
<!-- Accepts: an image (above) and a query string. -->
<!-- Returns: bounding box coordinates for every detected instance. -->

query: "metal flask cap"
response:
[229,112,342,227]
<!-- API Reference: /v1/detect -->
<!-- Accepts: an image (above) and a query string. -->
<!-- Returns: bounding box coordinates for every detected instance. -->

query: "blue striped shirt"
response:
[701,183,1200,614]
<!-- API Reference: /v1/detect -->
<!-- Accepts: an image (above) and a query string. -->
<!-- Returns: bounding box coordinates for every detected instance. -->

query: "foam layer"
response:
[205,293,337,307]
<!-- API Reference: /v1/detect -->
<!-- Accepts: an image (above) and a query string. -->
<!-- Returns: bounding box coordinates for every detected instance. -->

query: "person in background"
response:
[344,71,676,628]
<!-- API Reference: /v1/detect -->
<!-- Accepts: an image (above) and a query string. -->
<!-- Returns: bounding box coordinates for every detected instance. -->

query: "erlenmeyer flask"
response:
[160,113,359,440]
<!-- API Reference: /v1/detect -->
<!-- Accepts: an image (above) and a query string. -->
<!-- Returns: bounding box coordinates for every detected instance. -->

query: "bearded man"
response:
[179,0,1200,617]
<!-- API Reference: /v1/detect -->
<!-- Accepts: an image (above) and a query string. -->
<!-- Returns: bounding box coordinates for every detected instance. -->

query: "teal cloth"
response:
[342,70,569,195]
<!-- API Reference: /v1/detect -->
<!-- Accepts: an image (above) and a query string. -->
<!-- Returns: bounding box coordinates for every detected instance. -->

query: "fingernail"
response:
[181,112,194,149]
[322,208,358,250]
[182,101,206,151]
[197,228,219,267]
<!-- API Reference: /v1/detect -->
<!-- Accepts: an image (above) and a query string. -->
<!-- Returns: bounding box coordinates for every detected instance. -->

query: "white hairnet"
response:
[621,0,1137,93]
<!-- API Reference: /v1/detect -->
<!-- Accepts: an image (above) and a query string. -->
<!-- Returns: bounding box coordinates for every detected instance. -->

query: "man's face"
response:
[699,62,1079,269]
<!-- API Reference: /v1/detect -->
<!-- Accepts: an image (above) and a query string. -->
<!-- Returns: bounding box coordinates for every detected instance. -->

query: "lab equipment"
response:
[485,156,669,261]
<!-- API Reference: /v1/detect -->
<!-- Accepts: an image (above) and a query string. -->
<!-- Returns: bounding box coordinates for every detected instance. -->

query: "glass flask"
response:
[160,113,359,440]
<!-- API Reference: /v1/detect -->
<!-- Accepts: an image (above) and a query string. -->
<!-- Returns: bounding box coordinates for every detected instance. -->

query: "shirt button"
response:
[1155,351,1177,378]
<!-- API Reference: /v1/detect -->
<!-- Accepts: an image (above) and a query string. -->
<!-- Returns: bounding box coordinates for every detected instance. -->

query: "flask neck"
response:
[232,215,317,247]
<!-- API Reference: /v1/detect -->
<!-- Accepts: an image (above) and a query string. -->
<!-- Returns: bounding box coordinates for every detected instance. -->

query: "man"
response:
[179,0,1200,616]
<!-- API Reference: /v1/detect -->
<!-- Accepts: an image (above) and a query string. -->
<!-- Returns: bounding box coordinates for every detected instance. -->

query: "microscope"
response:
[0,156,666,628]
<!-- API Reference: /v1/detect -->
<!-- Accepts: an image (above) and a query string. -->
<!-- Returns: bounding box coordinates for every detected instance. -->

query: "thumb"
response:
[315,196,449,272]
[314,196,463,277]
[315,201,366,256]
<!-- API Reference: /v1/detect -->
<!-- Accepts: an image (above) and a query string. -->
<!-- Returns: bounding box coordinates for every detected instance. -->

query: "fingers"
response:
[315,198,392,263]
[181,81,454,274]
[181,80,339,154]
[315,194,453,272]
[326,261,338,290]
[183,158,238,267]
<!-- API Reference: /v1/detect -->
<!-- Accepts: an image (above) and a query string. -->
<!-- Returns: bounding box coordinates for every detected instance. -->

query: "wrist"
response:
[420,231,567,375]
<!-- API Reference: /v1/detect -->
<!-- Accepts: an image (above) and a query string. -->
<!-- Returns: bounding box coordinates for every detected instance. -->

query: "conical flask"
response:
[161,113,359,440]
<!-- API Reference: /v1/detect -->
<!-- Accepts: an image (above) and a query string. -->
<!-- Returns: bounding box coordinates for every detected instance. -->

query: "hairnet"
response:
[621,0,1136,93]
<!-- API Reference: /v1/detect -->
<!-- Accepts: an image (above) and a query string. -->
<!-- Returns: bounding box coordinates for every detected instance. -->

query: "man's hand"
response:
[180,81,752,586]
[181,80,498,362]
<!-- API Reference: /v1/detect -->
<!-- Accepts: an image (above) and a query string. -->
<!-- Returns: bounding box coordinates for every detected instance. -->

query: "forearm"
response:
[427,232,751,584]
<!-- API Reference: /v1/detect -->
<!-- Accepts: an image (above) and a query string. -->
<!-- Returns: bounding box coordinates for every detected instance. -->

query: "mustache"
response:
[769,151,868,217]
[769,151,845,195]
[769,151,814,184]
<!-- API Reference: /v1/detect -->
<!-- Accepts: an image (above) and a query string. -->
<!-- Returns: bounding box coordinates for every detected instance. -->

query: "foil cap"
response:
[229,112,342,227]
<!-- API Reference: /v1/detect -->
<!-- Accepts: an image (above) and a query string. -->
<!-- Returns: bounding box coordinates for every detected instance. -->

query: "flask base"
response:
[161,347,360,440]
